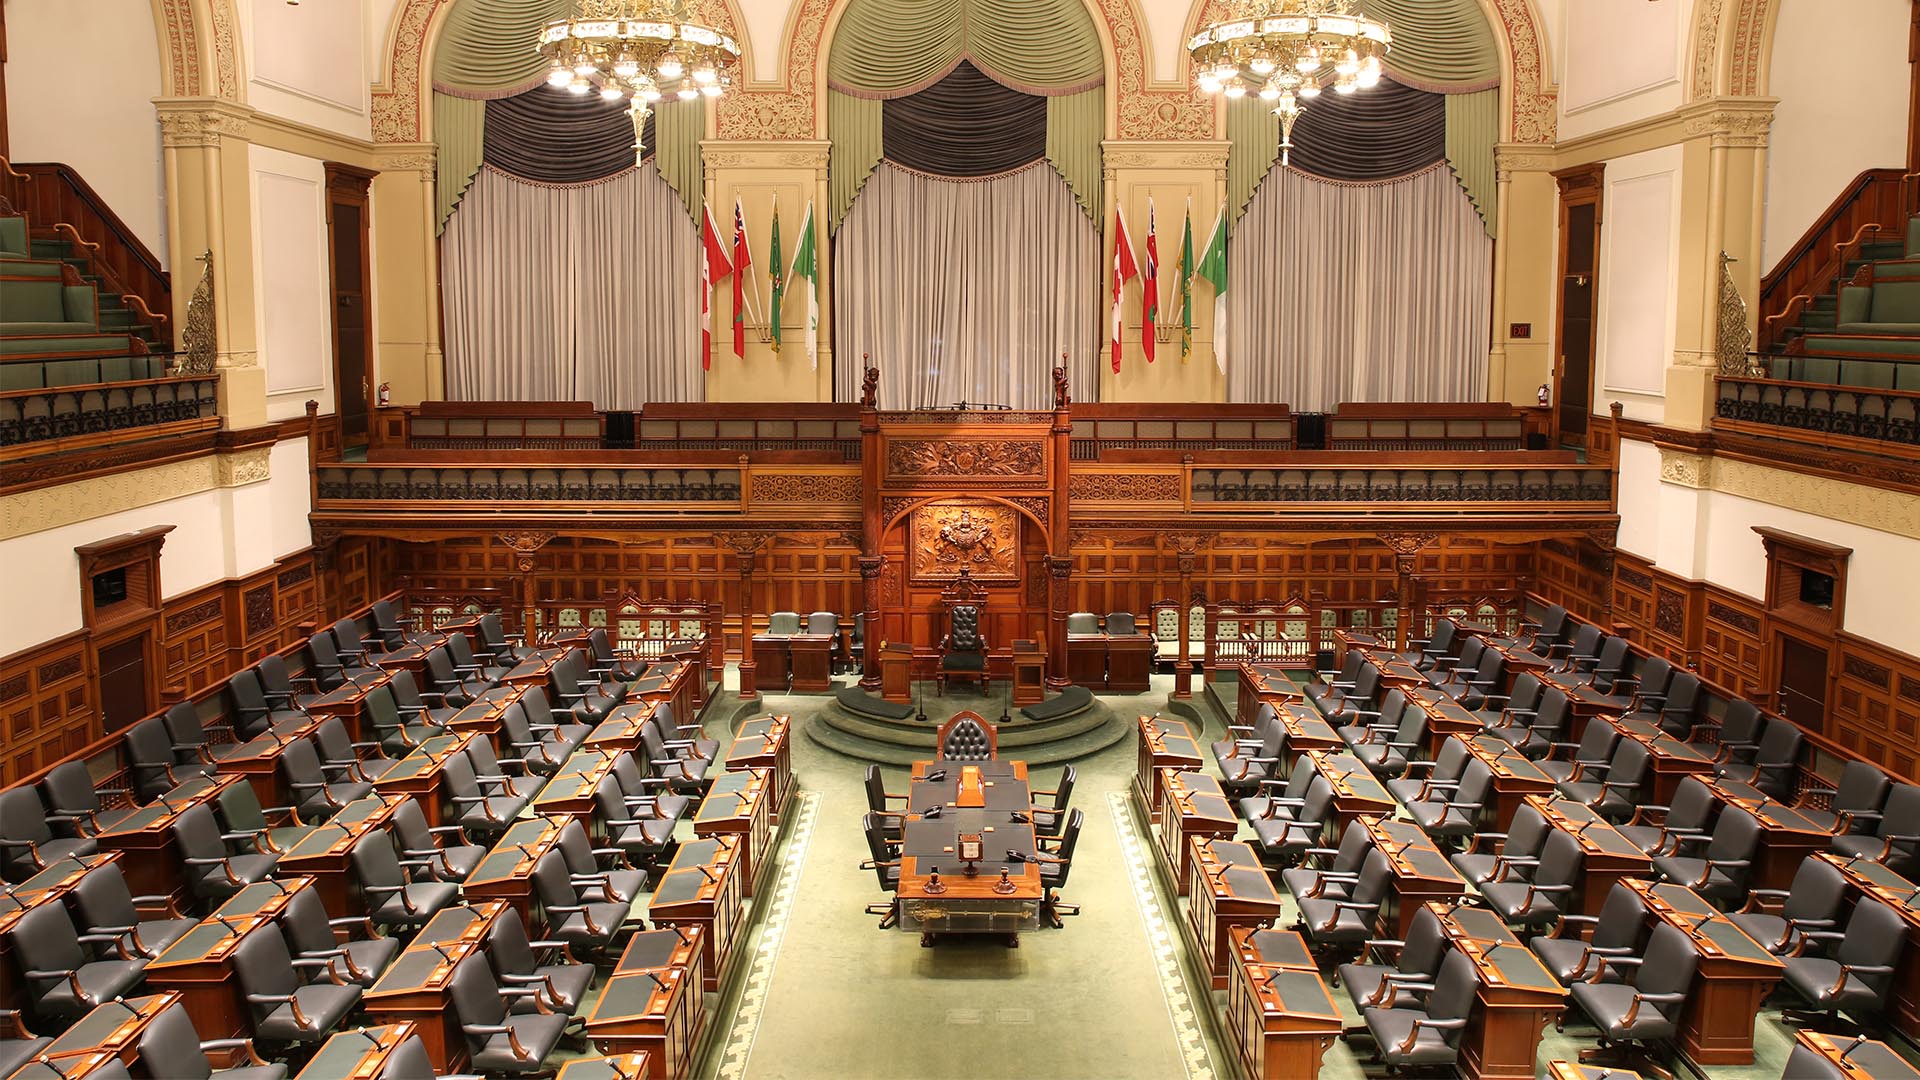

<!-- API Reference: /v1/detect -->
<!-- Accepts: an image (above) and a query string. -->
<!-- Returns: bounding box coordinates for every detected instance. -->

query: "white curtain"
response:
[1227,163,1492,409]
[441,165,702,408]
[833,162,1099,409]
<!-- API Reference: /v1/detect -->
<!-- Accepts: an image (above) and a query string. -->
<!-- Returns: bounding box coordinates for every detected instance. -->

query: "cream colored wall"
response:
[250,146,337,422]
[244,0,374,141]
[2,0,167,262]
[1102,151,1230,403]
[1759,0,1910,270]
[0,445,313,656]
[1494,169,1559,404]
[1595,144,1684,423]
[1555,0,1690,142]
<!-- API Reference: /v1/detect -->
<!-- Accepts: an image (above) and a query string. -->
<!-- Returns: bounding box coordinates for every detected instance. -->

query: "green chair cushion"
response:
[0,217,25,258]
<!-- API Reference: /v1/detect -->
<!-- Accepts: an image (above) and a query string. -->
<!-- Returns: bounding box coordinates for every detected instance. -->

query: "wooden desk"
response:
[1446,931,1568,1079]
[1106,634,1153,693]
[1544,1062,1646,1080]
[648,836,743,990]
[1226,926,1341,1080]
[146,883,315,1042]
[305,669,395,743]
[461,815,569,929]
[1702,775,1832,891]
[630,661,697,729]
[1340,635,1426,689]
[1134,715,1202,824]
[1236,664,1299,729]
[1534,671,1622,744]
[1155,769,1237,897]
[1010,647,1045,706]
[726,715,792,823]
[1457,735,1558,833]
[1300,751,1396,835]
[1791,1031,1920,1079]
[296,1023,419,1079]
[896,759,1045,941]
[1526,795,1654,916]
[501,647,569,689]
[1819,852,1920,1040]
[785,634,834,692]
[1612,717,1717,805]
[556,1053,658,1080]
[1361,816,1467,937]
[1628,879,1783,1065]
[276,795,404,917]
[445,683,524,738]
[1185,838,1282,988]
[749,634,792,691]
[587,700,662,755]
[583,928,704,1080]
[364,901,508,1073]
[1273,701,1343,757]
[1066,634,1108,689]
[34,992,176,1070]
[91,774,243,902]
[692,769,773,898]
[217,719,320,810]
[531,746,622,824]
[370,732,478,827]
[1403,686,1485,759]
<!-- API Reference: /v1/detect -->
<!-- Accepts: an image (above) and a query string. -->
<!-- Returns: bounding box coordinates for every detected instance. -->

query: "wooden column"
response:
[1378,533,1435,650]
[1045,556,1072,692]
[496,532,554,642]
[736,548,759,701]
[1175,550,1197,699]
[1047,366,1073,692]
[858,555,883,691]
[858,368,883,692]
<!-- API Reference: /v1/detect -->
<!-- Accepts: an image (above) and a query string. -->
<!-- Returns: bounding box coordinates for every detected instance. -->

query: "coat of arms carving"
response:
[912,502,1019,582]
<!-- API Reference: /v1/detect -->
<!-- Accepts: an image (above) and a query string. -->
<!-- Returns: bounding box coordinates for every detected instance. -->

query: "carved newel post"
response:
[1175,550,1198,699]
[858,555,884,691]
[719,533,770,701]
[1044,555,1073,691]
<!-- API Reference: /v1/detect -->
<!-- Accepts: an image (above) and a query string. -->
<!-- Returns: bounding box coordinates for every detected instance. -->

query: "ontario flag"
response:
[1110,207,1139,374]
[700,202,734,370]
[1142,198,1159,363]
[732,197,752,358]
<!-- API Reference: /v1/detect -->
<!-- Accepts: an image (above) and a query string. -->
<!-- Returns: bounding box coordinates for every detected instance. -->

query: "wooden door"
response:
[325,164,377,448]
[1775,633,1830,732]
[1552,165,1604,448]
[97,634,149,732]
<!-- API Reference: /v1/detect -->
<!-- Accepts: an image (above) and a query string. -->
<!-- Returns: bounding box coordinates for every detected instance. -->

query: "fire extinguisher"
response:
[377,381,391,408]
[1537,384,1550,407]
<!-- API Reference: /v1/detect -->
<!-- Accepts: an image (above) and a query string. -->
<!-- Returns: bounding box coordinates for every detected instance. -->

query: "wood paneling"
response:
[1830,634,1920,780]
[0,633,94,784]
[1700,589,1767,700]
[1533,537,1614,622]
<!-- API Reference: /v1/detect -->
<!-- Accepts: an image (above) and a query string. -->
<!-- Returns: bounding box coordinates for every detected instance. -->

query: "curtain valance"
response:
[431,0,569,97]
[826,0,1103,97]
[882,62,1047,177]
[1354,0,1501,92]
[484,84,652,184]
[1284,78,1446,182]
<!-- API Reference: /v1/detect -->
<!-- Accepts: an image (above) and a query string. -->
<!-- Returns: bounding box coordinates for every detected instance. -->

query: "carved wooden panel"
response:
[910,502,1020,582]
[0,634,94,785]
[886,439,1046,481]
[162,584,228,694]
[1700,587,1766,700]
[1830,633,1920,780]
[1534,538,1613,623]
[1609,552,1656,632]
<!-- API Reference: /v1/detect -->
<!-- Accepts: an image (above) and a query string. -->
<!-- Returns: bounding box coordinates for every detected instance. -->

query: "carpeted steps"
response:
[805,685,1131,766]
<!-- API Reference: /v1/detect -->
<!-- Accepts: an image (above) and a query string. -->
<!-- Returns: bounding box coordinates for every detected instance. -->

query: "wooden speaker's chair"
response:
[939,603,989,695]
[936,712,998,761]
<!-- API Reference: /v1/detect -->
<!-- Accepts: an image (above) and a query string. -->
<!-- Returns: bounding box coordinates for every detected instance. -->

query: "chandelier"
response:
[538,0,741,160]
[1187,0,1389,164]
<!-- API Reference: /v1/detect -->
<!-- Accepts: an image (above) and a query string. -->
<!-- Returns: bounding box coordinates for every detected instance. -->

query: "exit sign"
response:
[1510,323,1532,339]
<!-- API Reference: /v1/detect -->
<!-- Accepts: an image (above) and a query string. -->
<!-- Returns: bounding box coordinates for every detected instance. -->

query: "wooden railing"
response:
[1759,168,1915,353]
[1714,374,1920,460]
[0,373,219,458]
[1,158,172,350]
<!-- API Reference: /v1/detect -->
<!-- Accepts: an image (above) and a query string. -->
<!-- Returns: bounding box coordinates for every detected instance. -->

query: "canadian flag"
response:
[1111,207,1139,374]
[700,203,733,370]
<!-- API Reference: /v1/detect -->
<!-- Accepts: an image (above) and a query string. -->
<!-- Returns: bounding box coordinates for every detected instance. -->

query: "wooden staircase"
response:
[0,157,171,350]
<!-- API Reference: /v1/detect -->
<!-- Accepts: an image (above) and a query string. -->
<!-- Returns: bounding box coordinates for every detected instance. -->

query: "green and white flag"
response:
[767,199,784,355]
[1176,201,1194,362]
[788,201,820,370]
[1195,206,1228,374]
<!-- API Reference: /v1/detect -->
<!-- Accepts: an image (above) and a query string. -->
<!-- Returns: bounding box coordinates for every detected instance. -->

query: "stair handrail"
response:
[4,160,171,349]
[52,222,100,254]
[1759,168,1907,353]
[0,156,28,183]
[120,292,170,326]
[1763,293,1814,328]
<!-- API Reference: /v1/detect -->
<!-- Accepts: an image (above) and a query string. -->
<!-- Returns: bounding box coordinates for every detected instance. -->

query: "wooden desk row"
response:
[1425,901,1566,1080]
[726,715,792,824]
[1819,852,1920,1040]
[1065,632,1153,692]
[1626,878,1782,1066]
[363,901,510,1073]
[1227,927,1342,1080]
[584,927,706,1080]
[0,853,125,1015]
[143,875,324,1042]
[648,836,743,992]
[748,632,834,692]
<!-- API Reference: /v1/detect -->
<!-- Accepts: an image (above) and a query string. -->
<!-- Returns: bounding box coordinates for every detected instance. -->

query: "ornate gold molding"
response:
[1659,448,1920,539]
[1100,140,1232,173]
[1658,448,1713,489]
[699,141,833,172]
[0,449,273,541]
[156,100,252,149]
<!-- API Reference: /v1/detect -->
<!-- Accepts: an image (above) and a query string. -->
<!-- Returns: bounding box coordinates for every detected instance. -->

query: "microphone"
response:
[642,970,673,992]
[923,770,947,782]
[695,865,718,883]
[1009,811,1029,823]
[212,915,243,936]
[1839,1033,1869,1060]
[922,805,943,819]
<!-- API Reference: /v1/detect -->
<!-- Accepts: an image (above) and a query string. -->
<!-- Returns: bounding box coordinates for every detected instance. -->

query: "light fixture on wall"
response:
[538,0,741,163]
[1187,0,1389,165]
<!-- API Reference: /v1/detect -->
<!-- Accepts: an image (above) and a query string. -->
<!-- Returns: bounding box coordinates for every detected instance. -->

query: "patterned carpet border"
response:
[1108,791,1219,1080]
[713,789,821,1080]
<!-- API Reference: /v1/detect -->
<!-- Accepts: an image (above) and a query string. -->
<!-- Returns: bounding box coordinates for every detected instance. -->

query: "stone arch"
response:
[152,0,242,101]
[1689,0,1776,101]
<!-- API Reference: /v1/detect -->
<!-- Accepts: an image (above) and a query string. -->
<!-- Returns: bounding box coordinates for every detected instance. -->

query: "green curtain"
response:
[1045,87,1102,219]
[431,0,569,94]
[828,90,884,233]
[826,0,1102,96]
[435,93,488,233]
[1444,88,1499,237]
[653,98,705,221]
[1354,0,1500,92]
[1226,96,1281,226]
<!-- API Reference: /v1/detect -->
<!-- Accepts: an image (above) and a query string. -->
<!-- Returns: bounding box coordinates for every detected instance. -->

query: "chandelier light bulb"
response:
[1212,61,1236,82]
[1198,74,1222,93]
[568,75,593,95]
[613,54,641,79]
[693,64,717,85]
[639,85,663,102]
[1334,75,1357,94]
[1258,80,1281,101]
[573,57,597,76]
[1336,48,1359,75]
[700,82,723,97]
[1298,81,1321,98]
[676,86,699,100]
[599,81,625,101]
[547,65,572,87]
[1357,66,1380,88]
[1249,55,1276,76]
[1223,79,1247,98]
[1295,46,1319,73]
[657,53,684,80]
